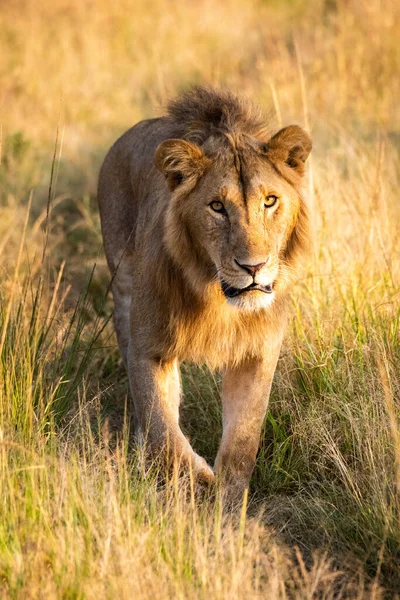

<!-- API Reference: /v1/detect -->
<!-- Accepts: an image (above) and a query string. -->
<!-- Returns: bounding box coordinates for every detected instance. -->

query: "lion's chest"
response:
[171,304,270,370]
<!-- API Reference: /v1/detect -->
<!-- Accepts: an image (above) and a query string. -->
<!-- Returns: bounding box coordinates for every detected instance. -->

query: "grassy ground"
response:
[1,0,400,597]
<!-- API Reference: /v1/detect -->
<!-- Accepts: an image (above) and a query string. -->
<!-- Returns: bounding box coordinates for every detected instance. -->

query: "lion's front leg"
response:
[127,345,214,484]
[215,337,283,504]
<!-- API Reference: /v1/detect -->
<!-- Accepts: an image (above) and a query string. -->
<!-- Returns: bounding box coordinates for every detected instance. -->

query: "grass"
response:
[1,0,400,596]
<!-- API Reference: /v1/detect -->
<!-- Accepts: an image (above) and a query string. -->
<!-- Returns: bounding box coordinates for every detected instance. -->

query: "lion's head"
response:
[154,88,312,312]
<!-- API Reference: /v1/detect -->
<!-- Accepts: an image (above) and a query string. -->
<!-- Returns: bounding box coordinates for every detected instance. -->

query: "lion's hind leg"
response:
[110,252,135,369]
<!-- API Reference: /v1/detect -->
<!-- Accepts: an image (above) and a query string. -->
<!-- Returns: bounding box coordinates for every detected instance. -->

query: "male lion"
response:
[98,86,311,500]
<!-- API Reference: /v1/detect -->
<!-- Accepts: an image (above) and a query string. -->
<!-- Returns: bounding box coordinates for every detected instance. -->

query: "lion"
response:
[98,86,312,500]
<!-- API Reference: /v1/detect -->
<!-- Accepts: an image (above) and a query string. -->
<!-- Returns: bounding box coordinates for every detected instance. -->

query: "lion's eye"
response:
[209,200,226,214]
[264,195,278,208]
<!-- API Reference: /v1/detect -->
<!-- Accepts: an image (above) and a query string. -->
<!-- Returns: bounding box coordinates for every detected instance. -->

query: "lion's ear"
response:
[263,125,312,177]
[154,139,210,191]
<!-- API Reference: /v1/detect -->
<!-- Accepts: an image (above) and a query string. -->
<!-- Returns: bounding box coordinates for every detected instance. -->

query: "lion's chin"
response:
[225,289,276,312]
[220,280,275,311]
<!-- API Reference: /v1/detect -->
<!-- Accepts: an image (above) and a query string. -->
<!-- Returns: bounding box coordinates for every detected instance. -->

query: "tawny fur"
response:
[98,86,312,498]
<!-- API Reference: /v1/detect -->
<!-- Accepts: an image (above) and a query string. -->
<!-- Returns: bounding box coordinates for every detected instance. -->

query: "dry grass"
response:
[1,0,400,597]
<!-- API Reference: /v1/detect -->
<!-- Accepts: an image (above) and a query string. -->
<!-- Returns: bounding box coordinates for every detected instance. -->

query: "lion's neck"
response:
[158,258,287,369]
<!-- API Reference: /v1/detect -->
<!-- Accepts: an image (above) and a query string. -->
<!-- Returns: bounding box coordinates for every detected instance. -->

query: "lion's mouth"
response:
[221,281,274,299]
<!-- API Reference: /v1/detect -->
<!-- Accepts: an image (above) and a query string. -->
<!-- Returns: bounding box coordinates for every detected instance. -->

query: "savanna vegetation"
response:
[1,0,399,597]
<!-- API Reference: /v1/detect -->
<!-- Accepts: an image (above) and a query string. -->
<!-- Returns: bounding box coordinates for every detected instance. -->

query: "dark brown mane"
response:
[167,86,272,144]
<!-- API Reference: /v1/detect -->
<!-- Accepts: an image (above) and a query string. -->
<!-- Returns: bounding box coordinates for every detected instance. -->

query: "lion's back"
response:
[97,117,171,267]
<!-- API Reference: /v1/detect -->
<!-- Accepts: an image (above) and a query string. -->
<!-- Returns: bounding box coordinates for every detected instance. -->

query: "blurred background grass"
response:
[1,0,400,597]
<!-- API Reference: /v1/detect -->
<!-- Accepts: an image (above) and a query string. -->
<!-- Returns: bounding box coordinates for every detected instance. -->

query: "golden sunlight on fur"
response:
[98,86,312,500]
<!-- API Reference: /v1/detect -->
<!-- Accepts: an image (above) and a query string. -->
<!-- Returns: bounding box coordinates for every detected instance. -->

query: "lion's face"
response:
[155,127,311,311]
[192,153,302,310]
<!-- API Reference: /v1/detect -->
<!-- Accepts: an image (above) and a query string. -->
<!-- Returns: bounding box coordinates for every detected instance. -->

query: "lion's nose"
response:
[235,259,267,277]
